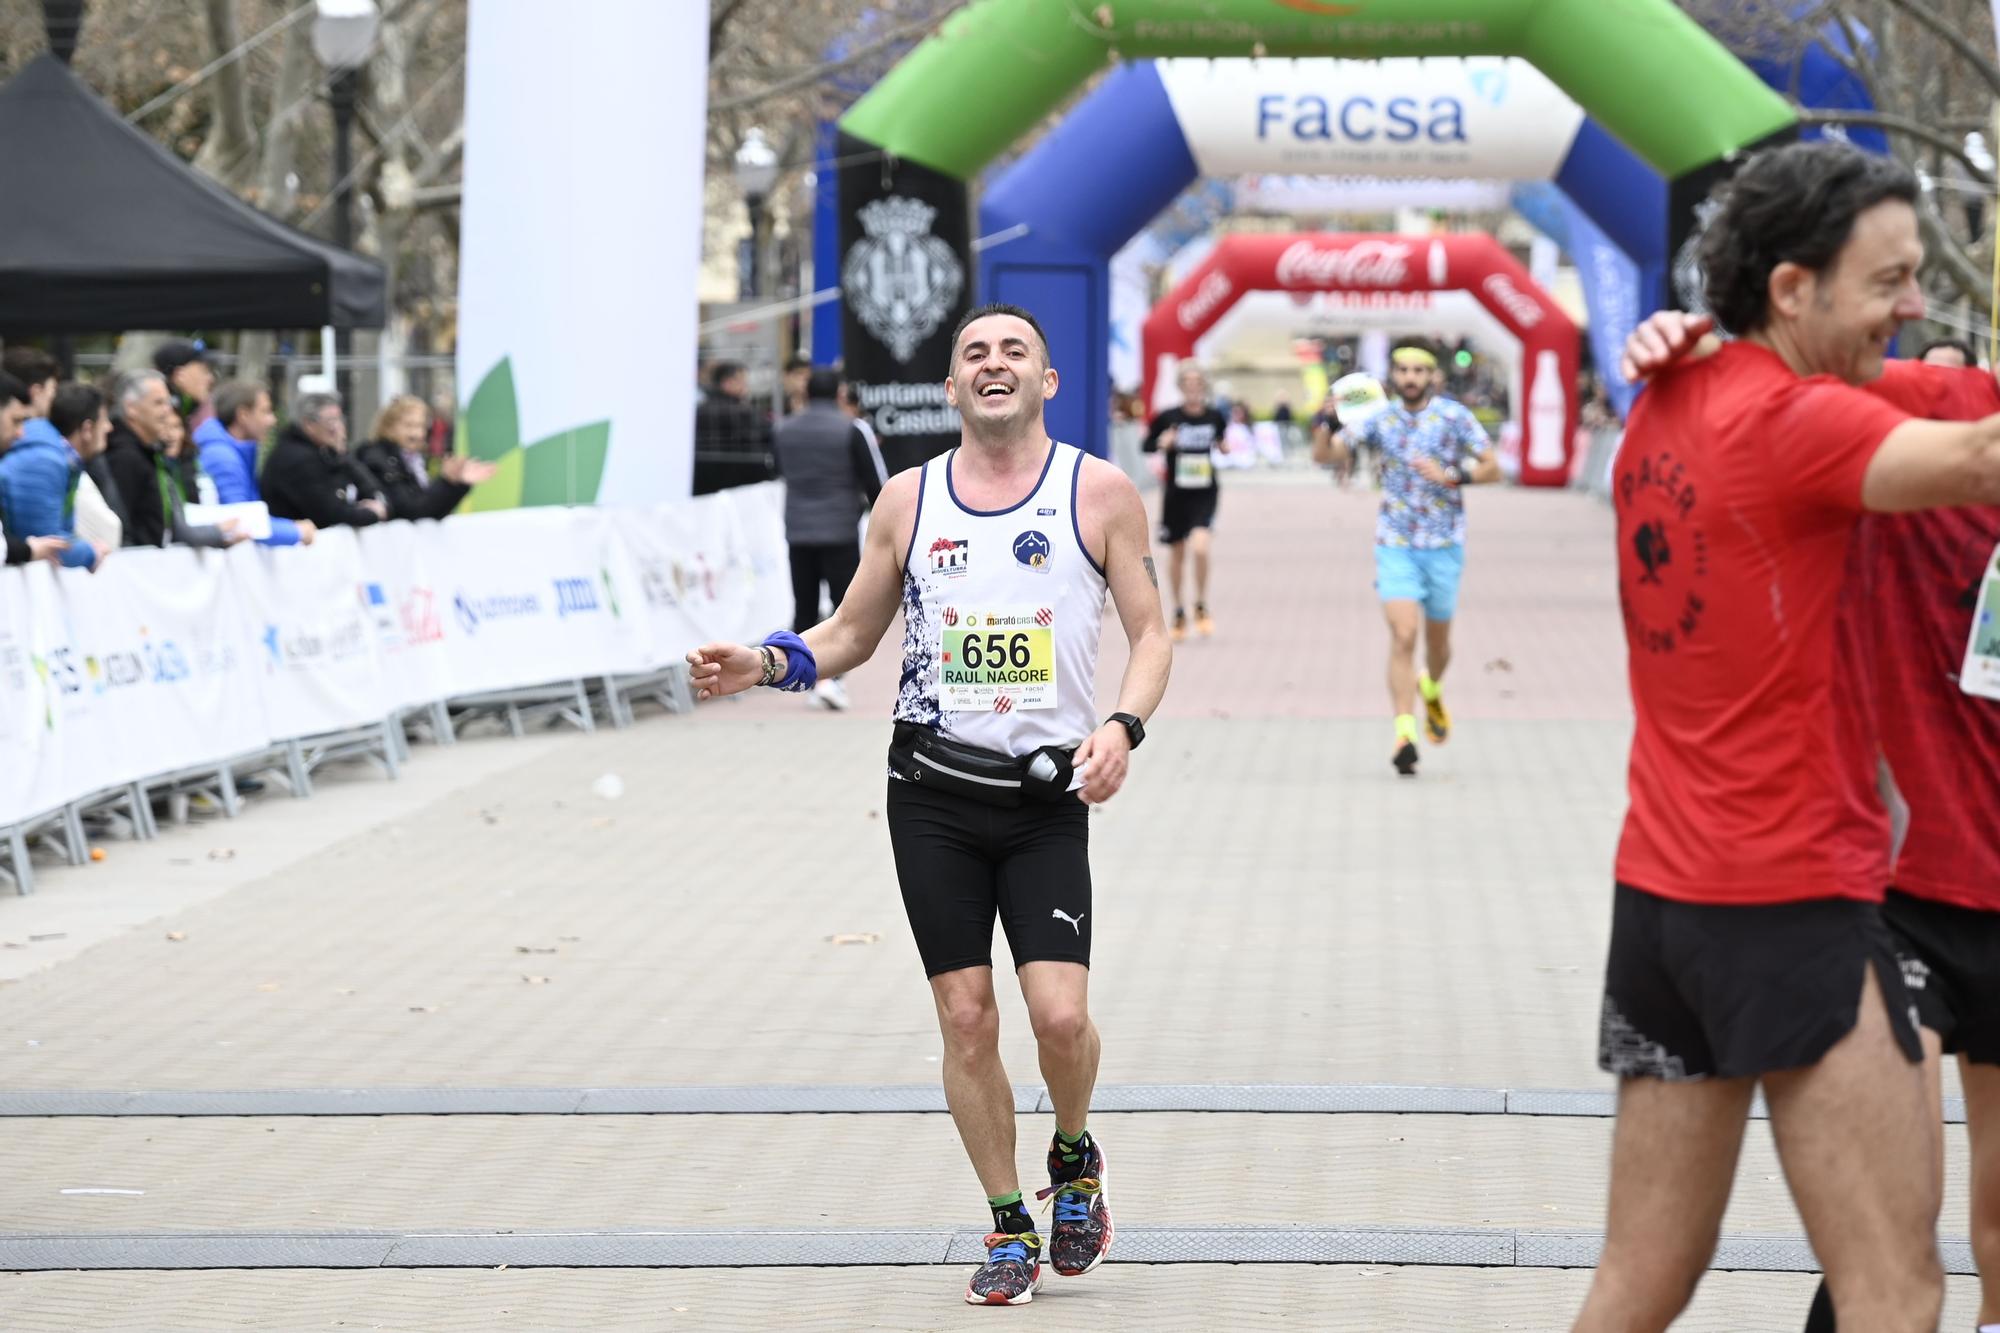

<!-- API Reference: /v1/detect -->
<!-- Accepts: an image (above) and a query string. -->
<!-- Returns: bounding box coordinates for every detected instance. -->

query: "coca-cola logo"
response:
[1481,273,1544,328]
[1177,271,1235,330]
[1276,239,1412,289]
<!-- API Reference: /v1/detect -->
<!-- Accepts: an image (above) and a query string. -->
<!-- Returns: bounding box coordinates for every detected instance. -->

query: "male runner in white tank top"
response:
[688,304,1172,1307]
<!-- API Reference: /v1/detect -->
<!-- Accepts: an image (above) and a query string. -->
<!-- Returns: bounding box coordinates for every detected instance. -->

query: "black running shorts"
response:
[886,777,1093,979]
[1598,882,1923,1081]
[1158,488,1218,546]
[1884,889,2000,1066]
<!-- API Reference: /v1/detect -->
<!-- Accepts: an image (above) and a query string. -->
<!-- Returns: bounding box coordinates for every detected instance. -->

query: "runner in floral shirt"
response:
[1332,341,1498,776]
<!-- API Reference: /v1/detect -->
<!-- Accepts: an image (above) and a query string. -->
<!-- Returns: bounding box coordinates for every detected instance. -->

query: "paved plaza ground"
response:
[0,474,1979,1329]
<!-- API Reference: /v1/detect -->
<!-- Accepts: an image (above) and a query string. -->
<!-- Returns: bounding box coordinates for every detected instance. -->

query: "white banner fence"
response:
[0,483,790,836]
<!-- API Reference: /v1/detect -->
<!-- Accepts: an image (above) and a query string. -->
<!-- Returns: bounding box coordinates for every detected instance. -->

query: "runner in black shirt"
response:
[1141,365,1231,640]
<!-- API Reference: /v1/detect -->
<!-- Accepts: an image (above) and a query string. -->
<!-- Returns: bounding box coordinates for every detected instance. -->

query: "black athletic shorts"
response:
[885,776,1092,978]
[1598,882,1923,1081]
[1159,487,1218,545]
[1884,889,2000,1066]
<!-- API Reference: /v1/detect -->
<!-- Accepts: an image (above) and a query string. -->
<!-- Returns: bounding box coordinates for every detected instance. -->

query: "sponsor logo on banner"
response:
[83,632,192,696]
[553,576,601,619]
[1481,273,1544,328]
[453,590,542,636]
[843,197,966,363]
[1178,271,1235,330]
[1013,530,1052,572]
[930,537,970,578]
[261,619,369,671]
[361,582,403,650]
[1276,239,1412,289]
[401,588,444,646]
[1254,92,1467,145]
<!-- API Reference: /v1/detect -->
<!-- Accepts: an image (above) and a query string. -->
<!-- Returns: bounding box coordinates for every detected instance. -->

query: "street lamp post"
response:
[312,0,380,404]
[734,127,779,300]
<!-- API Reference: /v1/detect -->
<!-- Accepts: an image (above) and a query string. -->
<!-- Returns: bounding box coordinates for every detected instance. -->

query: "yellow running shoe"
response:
[1170,608,1188,643]
[1194,604,1215,638]
[1423,692,1451,744]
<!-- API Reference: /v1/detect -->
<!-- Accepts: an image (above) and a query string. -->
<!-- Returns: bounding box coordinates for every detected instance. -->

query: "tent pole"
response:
[321,325,336,387]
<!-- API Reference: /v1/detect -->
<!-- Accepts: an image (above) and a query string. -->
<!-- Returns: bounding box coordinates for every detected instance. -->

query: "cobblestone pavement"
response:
[0,477,1975,1329]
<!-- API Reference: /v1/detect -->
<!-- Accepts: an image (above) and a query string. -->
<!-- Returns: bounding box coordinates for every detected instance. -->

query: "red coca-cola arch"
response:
[1141,233,1581,487]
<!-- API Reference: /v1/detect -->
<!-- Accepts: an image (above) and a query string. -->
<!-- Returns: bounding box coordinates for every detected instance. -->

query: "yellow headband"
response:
[1390,349,1438,369]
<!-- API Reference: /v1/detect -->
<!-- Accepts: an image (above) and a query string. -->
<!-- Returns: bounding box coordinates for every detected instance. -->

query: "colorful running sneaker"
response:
[1037,1139,1113,1277]
[1422,686,1450,744]
[965,1230,1043,1305]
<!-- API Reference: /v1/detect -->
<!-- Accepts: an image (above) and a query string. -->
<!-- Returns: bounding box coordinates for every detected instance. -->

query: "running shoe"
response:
[964,1230,1044,1305]
[1038,1139,1113,1276]
[1392,738,1420,777]
[1170,608,1188,643]
[1194,604,1215,638]
[1423,691,1450,744]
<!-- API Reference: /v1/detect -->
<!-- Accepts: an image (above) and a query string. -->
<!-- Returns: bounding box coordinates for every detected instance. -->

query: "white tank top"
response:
[894,441,1108,761]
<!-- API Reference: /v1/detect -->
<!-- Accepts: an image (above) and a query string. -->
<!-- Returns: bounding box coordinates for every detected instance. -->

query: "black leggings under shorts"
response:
[885,776,1092,978]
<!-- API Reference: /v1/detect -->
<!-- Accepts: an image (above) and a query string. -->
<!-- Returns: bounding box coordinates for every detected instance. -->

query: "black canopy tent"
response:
[0,53,386,336]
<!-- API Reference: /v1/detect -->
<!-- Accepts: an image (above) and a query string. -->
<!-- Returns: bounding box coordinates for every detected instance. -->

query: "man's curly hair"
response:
[1700,140,1918,336]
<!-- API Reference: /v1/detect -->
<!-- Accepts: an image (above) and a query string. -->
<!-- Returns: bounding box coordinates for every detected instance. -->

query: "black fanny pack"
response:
[888,722,1076,808]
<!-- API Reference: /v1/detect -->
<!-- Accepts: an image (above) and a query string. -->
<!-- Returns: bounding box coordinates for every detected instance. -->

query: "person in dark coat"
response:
[261,391,389,531]
[101,370,235,549]
[354,394,495,520]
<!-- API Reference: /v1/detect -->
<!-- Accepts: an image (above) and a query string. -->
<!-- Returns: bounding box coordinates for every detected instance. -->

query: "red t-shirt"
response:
[1614,341,1910,905]
[1853,360,2000,912]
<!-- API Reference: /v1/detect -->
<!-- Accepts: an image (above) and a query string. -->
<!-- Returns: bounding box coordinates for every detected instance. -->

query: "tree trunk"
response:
[190,0,256,188]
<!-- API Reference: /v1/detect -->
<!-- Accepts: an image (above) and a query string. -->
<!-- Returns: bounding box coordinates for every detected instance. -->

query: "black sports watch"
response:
[1106,712,1145,750]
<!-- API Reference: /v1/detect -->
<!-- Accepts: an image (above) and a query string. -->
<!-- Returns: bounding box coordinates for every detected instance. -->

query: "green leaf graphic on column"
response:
[457,359,610,510]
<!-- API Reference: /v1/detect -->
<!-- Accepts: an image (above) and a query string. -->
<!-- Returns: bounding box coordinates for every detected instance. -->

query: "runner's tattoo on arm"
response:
[1142,555,1158,588]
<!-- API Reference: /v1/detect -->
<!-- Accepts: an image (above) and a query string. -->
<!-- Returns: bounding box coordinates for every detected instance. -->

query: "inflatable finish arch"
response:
[1143,233,1581,483]
[831,0,1793,471]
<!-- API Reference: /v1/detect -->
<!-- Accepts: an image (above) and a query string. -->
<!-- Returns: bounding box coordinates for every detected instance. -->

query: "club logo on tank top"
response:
[1013,530,1052,572]
[928,537,969,578]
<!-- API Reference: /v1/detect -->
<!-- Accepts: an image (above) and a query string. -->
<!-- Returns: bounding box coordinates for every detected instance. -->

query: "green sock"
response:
[1054,1126,1087,1149]
[1419,674,1442,703]
[987,1191,1033,1235]
[1395,713,1420,744]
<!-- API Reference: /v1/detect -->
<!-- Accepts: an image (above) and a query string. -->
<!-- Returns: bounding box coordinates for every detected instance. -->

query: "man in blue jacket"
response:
[0,381,109,571]
[194,380,316,547]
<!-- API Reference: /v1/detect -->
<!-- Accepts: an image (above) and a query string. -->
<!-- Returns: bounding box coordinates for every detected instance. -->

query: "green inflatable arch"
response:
[831,0,1794,472]
[842,0,1792,184]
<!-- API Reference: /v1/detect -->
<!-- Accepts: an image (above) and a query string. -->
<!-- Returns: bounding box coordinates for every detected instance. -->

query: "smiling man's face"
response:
[944,313,1057,436]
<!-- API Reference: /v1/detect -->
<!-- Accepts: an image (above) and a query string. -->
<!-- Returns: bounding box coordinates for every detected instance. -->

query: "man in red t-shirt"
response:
[1580,140,2000,1333]
[1622,321,2000,1331]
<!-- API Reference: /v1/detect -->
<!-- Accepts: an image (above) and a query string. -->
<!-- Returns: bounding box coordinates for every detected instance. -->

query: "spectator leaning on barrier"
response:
[55,382,122,553]
[0,381,108,570]
[195,380,314,547]
[154,339,216,433]
[103,369,236,549]
[262,390,389,530]
[355,394,495,520]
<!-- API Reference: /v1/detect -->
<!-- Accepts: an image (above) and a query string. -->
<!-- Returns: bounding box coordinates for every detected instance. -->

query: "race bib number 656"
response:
[940,607,1057,712]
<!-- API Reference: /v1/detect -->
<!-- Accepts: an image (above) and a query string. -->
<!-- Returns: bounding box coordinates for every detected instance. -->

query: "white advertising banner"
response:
[455,0,710,507]
[1160,58,1586,181]
[0,486,790,828]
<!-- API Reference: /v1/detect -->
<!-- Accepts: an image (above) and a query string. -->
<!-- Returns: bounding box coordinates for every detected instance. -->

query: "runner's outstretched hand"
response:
[1621,311,1715,383]
[687,642,763,701]
[1072,722,1132,805]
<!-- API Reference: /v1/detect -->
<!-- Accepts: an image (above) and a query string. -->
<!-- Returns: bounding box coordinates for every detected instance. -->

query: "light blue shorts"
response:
[1374,543,1465,622]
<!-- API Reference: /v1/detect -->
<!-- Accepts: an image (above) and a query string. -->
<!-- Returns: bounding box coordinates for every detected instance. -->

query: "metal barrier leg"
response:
[506,703,524,738]
[574,680,595,734]
[380,720,402,780]
[217,767,242,819]
[430,700,455,746]
[601,676,630,729]
[61,805,88,865]
[127,783,157,840]
[285,739,313,799]
[6,827,31,895]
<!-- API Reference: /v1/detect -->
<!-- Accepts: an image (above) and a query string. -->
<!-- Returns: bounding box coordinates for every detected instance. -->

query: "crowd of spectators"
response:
[1,342,496,571]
